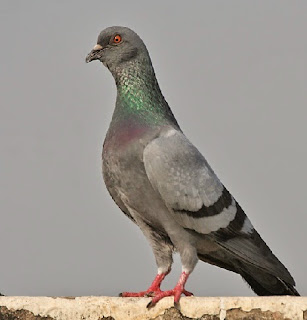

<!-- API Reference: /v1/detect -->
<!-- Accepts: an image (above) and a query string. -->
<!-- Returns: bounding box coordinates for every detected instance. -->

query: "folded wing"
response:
[143,127,296,287]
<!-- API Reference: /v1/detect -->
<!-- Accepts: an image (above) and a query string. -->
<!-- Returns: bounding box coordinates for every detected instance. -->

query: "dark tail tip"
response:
[241,271,300,296]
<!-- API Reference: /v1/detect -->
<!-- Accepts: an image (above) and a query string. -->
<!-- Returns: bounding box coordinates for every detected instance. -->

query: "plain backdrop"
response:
[0,1,306,297]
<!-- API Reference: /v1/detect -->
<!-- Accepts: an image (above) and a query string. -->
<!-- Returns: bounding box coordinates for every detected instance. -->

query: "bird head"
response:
[86,26,149,72]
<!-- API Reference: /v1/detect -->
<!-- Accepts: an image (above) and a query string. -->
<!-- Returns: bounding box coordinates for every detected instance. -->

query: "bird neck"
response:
[110,58,179,128]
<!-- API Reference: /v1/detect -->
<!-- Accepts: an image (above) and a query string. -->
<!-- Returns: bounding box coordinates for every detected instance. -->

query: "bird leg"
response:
[147,271,193,308]
[120,270,169,298]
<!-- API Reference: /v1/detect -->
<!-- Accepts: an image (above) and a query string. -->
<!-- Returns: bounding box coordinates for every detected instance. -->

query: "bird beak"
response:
[85,44,103,63]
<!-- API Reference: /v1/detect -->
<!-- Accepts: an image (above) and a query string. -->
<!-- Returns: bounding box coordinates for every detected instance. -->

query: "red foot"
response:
[120,272,167,298]
[147,271,193,308]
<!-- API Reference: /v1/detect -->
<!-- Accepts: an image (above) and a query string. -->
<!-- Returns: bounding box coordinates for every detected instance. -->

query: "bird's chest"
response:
[101,124,167,227]
[103,124,146,176]
[102,140,144,193]
[101,124,177,232]
[102,125,155,207]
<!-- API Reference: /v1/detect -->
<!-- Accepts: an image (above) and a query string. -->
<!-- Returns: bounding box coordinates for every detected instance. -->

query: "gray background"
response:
[1,1,306,297]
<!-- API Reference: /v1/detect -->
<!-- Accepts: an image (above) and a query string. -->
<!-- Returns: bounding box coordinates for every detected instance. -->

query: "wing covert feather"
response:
[143,128,237,234]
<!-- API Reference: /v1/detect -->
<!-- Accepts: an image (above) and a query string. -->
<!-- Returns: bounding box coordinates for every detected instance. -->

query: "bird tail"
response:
[198,249,300,296]
[238,263,300,296]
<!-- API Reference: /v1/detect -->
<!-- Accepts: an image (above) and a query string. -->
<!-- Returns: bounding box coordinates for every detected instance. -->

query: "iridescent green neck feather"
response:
[111,58,178,128]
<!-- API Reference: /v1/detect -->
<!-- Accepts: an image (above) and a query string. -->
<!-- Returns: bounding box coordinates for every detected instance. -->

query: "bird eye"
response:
[113,35,122,44]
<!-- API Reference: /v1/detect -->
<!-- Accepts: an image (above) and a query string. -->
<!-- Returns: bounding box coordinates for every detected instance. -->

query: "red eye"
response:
[113,34,122,44]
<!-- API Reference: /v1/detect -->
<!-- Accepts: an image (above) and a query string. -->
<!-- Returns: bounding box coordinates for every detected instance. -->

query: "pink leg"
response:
[147,271,193,308]
[120,271,169,298]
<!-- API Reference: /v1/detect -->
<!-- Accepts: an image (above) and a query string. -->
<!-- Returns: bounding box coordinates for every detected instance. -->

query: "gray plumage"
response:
[86,26,299,304]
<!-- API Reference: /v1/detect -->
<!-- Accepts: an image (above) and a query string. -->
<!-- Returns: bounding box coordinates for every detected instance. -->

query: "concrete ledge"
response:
[0,296,306,320]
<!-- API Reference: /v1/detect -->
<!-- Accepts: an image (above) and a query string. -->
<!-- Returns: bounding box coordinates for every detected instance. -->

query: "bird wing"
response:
[143,127,295,283]
[143,127,241,235]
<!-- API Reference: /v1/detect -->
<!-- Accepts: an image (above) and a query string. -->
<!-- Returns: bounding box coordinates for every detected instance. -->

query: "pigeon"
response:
[86,26,299,307]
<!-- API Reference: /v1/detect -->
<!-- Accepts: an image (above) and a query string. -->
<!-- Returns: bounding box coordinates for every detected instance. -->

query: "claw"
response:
[146,271,192,308]
[119,271,168,299]
[144,291,155,297]
[147,300,155,308]
[120,271,192,308]
[174,301,180,310]
[183,289,193,296]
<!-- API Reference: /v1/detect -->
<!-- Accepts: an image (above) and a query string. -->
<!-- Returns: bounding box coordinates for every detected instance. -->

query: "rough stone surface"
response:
[226,308,291,320]
[151,308,219,320]
[0,297,306,320]
[0,306,54,320]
